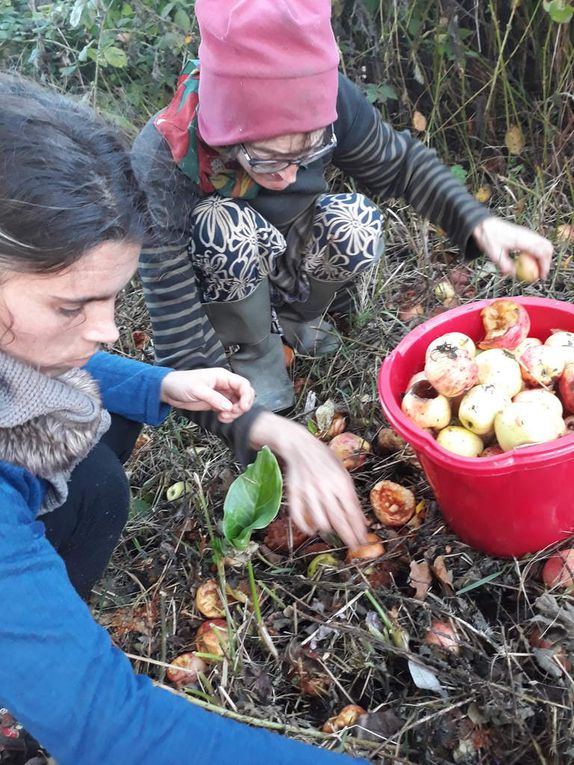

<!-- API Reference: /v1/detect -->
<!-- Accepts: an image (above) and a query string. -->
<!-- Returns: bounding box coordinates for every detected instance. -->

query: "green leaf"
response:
[103,45,128,68]
[544,0,574,23]
[450,164,468,183]
[174,7,191,32]
[223,446,283,550]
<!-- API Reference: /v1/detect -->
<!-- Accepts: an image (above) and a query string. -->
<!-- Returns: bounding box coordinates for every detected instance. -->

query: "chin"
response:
[258,177,293,191]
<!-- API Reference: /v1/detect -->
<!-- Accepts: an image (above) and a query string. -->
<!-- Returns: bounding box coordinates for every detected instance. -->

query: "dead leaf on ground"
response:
[431,555,455,595]
[409,560,432,601]
[505,125,524,155]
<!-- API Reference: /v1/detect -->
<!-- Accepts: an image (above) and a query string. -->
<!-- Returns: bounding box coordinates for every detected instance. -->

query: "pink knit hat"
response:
[196,0,340,146]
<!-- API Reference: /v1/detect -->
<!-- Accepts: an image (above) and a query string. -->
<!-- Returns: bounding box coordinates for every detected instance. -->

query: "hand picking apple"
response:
[472,217,553,279]
[401,299,574,456]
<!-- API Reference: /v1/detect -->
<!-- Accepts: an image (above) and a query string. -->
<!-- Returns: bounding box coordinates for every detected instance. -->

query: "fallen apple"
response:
[518,344,565,387]
[513,388,563,419]
[322,704,366,734]
[559,362,574,414]
[328,432,371,470]
[528,627,572,673]
[425,332,476,361]
[369,480,416,527]
[195,579,225,619]
[494,401,565,451]
[401,378,451,430]
[476,348,523,398]
[307,553,340,579]
[458,384,511,436]
[166,480,192,502]
[166,652,207,688]
[478,299,531,351]
[399,303,425,322]
[424,620,460,655]
[346,532,385,562]
[425,345,478,397]
[515,252,540,283]
[436,426,484,457]
[376,427,406,453]
[541,549,574,592]
[433,279,456,305]
[195,618,230,659]
[263,515,310,553]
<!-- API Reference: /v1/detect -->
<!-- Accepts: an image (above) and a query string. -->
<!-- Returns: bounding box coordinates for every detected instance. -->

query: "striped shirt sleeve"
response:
[333,74,490,258]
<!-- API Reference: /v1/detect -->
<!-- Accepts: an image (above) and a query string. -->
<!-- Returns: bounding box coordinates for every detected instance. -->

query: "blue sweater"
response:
[0,352,361,764]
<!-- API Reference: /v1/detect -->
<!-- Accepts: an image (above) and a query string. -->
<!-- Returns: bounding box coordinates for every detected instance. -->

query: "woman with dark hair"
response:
[0,74,365,765]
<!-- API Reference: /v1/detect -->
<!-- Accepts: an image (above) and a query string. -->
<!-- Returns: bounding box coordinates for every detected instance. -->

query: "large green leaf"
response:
[223,446,283,550]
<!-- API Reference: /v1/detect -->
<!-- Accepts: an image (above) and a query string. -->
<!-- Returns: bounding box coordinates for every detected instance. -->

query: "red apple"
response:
[328,432,371,470]
[559,362,574,414]
[518,345,564,387]
[401,378,451,430]
[166,652,207,688]
[478,300,531,351]
[346,533,385,562]
[424,620,460,655]
[541,549,574,592]
[195,619,230,658]
[369,480,416,527]
[425,346,478,397]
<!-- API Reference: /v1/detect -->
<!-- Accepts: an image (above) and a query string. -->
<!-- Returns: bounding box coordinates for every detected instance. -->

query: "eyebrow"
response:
[51,293,117,305]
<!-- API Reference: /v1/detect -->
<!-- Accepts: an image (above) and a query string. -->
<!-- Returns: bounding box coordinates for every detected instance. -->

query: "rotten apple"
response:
[478,299,530,351]
[346,532,385,562]
[369,480,416,527]
[401,377,451,430]
[166,652,207,688]
[195,579,225,619]
[518,344,565,388]
[541,549,574,592]
[195,618,230,658]
[425,332,476,360]
[424,620,461,655]
[322,705,366,734]
[329,432,371,470]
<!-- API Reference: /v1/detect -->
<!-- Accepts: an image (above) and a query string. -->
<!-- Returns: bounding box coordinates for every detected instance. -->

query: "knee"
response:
[311,192,384,278]
[72,443,130,535]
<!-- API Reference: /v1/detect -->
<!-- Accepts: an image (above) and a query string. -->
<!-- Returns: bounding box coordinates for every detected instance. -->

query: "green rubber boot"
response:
[203,280,294,412]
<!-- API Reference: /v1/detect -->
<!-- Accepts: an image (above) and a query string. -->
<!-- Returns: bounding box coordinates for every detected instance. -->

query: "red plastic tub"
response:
[378,296,574,558]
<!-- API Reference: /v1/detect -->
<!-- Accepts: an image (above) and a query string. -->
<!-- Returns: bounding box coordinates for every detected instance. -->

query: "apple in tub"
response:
[478,299,530,351]
[424,333,478,397]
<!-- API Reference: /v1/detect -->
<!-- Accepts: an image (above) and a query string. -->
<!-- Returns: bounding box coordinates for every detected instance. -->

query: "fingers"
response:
[179,383,233,412]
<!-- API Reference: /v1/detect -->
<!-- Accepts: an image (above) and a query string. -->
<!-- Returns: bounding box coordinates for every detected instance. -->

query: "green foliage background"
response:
[1,0,572,183]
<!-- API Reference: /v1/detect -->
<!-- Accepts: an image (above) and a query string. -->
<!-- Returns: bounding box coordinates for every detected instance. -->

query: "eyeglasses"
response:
[239,125,337,174]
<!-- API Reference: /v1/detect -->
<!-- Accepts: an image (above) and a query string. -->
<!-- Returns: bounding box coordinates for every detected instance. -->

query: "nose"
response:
[278,163,299,184]
[83,301,120,345]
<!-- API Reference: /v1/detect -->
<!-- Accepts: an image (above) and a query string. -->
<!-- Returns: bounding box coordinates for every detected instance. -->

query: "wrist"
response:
[248,411,299,457]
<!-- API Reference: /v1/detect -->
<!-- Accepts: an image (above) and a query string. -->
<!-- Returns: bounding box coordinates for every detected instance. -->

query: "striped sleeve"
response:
[132,120,227,372]
[333,75,490,258]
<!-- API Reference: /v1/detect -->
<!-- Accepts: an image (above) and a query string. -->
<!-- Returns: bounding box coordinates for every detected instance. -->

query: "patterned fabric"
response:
[153,60,259,199]
[189,192,383,304]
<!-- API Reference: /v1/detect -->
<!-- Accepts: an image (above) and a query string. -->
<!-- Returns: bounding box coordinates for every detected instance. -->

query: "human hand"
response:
[248,412,368,548]
[160,368,255,423]
[472,216,553,278]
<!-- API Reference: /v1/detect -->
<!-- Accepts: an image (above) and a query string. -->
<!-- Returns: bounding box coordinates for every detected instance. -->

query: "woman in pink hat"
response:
[131,0,553,558]
[133,0,552,414]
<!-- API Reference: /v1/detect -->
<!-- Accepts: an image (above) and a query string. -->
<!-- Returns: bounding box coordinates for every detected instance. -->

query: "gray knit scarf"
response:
[0,351,111,514]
